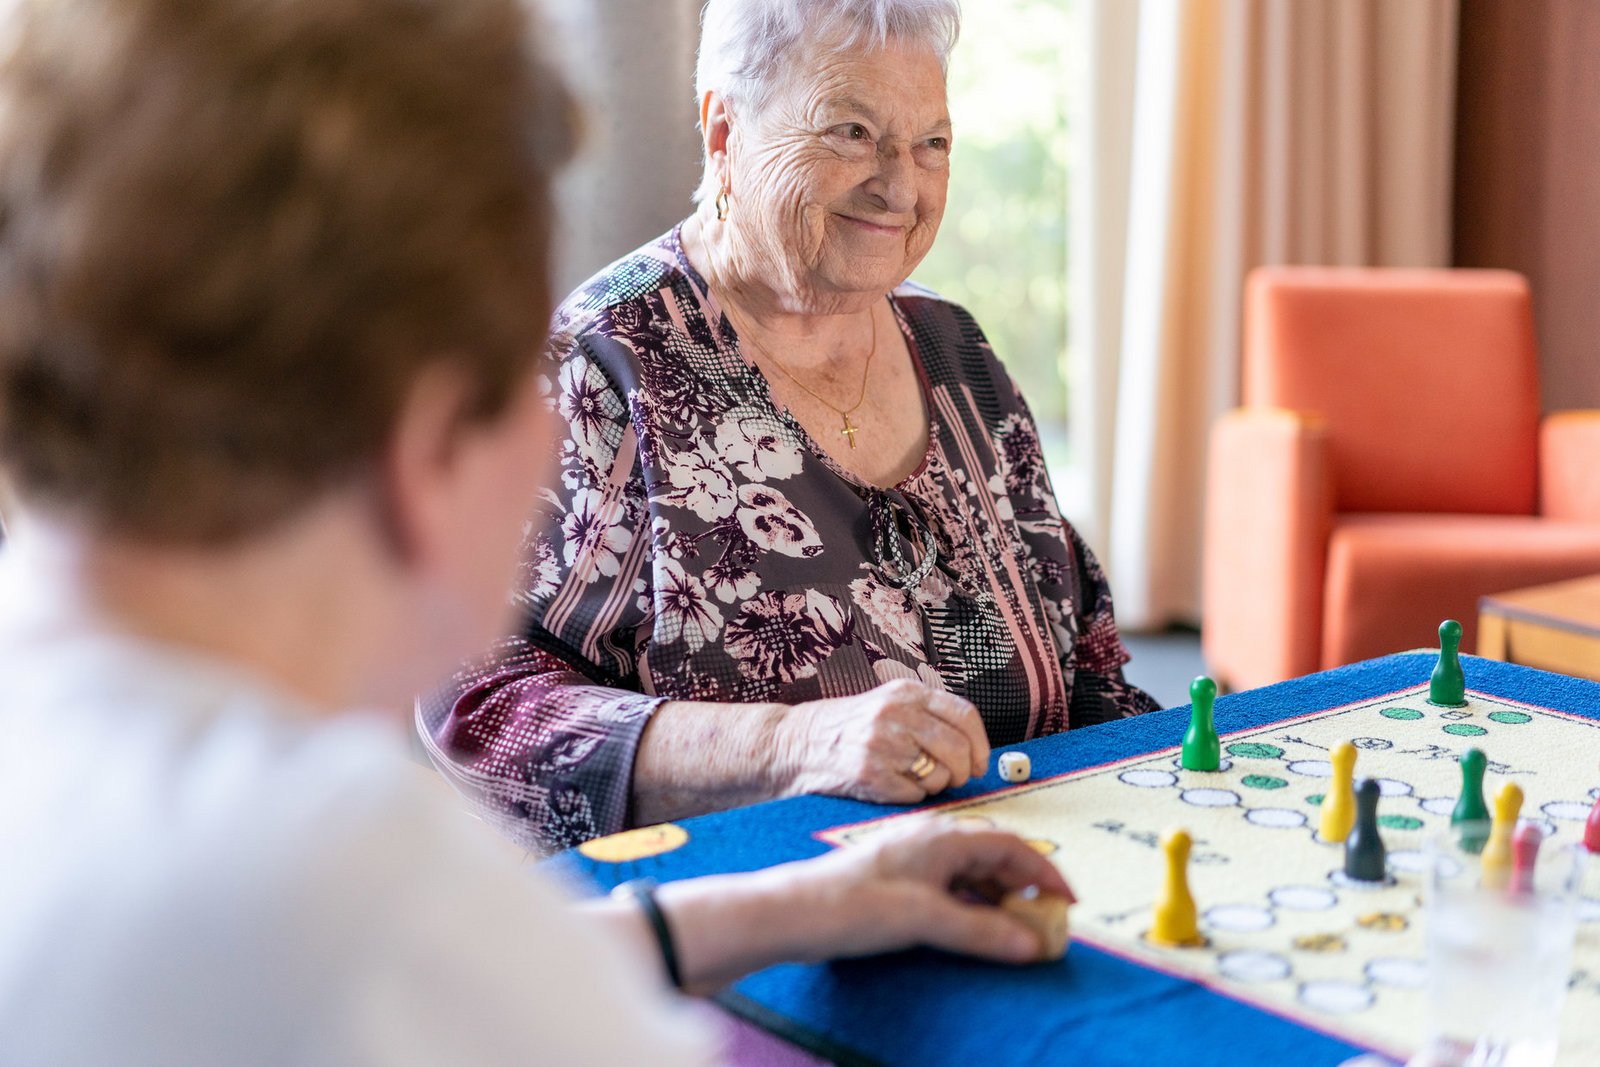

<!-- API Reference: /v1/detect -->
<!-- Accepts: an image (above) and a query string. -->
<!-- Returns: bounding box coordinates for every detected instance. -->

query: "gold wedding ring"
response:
[909,750,937,781]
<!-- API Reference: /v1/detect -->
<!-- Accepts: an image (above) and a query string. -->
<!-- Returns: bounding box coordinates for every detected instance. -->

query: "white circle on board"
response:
[1518,818,1558,840]
[1418,796,1455,816]
[1119,769,1179,789]
[1374,778,1413,798]
[1386,850,1429,874]
[1543,801,1592,822]
[1245,808,1308,829]
[1287,760,1333,778]
[1180,788,1241,808]
[1171,757,1234,773]
[1365,958,1425,989]
[1577,898,1600,923]
[1204,905,1275,932]
[1269,886,1338,911]
[1329,870,1396,890]
[1298,980,1375,1015]
[1218,950,1291,983]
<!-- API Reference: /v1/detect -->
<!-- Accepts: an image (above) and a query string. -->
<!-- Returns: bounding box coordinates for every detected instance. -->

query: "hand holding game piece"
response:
[761,817,1075,969]
[775,680,991,804]
[1451,747,1491,853]
[999,884,1070,961]
[1478,781,1524,890]
[1149,827,1204,947]
[1180,676,1221,771]
[1320,740,1358,844]
[1343,778,1387,882]
[1429,619,1468,708]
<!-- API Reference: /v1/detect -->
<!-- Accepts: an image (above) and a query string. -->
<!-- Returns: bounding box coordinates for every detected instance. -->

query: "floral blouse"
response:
[419,227,1157,852]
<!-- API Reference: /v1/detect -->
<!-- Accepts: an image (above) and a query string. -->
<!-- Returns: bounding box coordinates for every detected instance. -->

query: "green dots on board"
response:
[1227,742,1286,760]
[1488,711,1531,725]
[1378,815,1424,831]
[1443,723,1488,737]
[1241,775,1289,791]
[1307,794,1325,806]
[1381,708,1425,721]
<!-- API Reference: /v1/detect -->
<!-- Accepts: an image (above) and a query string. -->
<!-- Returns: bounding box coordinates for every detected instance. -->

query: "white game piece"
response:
[998,752,1031,783]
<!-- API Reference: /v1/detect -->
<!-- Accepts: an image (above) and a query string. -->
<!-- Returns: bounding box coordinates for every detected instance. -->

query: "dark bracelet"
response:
[612,878,683,989]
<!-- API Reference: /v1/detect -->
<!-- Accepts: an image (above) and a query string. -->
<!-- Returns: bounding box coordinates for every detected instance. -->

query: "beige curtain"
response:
[1075,0,1459,631]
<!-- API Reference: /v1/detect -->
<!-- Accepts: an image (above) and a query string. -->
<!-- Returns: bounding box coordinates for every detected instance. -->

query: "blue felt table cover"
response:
[545,653,1600,1067]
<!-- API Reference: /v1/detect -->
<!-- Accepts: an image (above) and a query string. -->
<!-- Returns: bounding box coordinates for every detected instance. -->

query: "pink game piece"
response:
[1510,823,1544,894]
[1586,792,1600,854]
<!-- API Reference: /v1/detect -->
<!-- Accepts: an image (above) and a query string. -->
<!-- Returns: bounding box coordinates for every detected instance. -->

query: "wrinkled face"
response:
[728,38,951,310]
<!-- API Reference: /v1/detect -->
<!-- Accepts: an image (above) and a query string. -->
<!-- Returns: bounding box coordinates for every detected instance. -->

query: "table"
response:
[1479,574,1600,681]
[549,653,1600,1067]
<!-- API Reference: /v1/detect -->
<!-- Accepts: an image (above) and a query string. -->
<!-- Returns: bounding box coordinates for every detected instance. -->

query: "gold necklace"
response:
[729,304,878,450]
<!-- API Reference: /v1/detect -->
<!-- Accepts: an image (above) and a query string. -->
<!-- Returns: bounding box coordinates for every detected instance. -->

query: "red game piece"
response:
[1586,791,1600,854]
[1510,823,1543,894]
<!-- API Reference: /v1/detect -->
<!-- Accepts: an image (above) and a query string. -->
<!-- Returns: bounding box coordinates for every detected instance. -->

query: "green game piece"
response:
[1381,707,1425,721]
[1429,620,1468,707]
[1452,748,1490,853]
[1241,775,1289,791]
[1181,676,1221,771]
[1443,723,1487,737]
[1378,814,1424,831]
[1488,711,1531,725]
[1227,742,1285,760]
[1306,793,1325,806]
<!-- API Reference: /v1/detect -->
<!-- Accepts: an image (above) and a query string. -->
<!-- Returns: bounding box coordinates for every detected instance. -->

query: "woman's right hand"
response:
[774,679,992,803]
[641,817,1075,993]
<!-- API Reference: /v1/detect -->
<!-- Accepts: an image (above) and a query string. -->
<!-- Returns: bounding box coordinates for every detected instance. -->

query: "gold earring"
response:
[714,188,730,222]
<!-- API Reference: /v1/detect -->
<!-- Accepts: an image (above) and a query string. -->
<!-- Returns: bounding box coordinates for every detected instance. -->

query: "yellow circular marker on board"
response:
[577,823,689,863]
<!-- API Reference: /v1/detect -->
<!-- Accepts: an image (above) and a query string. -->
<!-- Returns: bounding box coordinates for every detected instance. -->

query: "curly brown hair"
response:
[0,0,574,543]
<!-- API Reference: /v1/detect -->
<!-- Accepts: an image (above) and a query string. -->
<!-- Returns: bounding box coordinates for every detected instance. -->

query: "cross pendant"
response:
[840,413,860,449]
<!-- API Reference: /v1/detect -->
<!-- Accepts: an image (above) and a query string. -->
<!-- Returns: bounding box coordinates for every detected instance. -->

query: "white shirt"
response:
[0,556,718,1066]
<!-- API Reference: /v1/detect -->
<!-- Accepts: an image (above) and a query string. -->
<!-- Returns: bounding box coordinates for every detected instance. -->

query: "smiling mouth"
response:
[836,214,905,236]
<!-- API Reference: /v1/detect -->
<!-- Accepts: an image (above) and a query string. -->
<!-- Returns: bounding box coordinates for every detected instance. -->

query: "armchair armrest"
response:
[1540,411,1600,522]
[1202,408,1334,689]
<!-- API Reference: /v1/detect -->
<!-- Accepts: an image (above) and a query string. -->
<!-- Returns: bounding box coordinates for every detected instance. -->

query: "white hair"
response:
[692,0,960,202]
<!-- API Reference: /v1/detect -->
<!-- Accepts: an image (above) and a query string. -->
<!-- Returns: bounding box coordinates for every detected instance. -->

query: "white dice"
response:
[998,751,1031,783]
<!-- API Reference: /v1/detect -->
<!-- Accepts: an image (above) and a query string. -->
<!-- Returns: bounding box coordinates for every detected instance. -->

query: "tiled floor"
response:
[1121,627,1207,710]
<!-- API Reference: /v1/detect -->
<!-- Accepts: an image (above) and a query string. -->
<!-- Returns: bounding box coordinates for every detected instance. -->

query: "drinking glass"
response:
[1420,824,1585,1067]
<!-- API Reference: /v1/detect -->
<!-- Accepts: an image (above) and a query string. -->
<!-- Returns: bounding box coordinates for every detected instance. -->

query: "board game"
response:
[552,653,1600,1067]
[820,683,1600,1065]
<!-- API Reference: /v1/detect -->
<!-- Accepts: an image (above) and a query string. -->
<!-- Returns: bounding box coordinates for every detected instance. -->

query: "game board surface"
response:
[551,654,1600,1067]
[821,684,1600,1065]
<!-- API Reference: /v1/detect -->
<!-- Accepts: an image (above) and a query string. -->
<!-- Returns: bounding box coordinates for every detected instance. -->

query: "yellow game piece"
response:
[999,885,1071,961]
[1318,741,1357,844]
[1149,827,1205,947]
[1479,781,1524,890]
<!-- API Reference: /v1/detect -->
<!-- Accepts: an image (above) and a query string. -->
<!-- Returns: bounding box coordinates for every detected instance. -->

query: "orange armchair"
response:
[1203,268,1600,690]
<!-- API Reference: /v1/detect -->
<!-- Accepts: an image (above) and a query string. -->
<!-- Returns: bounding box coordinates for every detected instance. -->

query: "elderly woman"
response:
[424,0,1157,851]
[0,0,1072,1061]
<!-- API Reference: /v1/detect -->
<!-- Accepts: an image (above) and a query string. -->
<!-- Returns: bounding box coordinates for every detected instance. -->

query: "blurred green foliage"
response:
[912,0,1073,441]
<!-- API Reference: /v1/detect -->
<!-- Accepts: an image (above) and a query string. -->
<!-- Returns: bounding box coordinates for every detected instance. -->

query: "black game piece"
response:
[1343,778,1387,882]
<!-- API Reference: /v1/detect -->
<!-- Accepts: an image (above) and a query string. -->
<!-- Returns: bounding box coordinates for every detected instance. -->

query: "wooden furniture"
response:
[1478,574,1600,681]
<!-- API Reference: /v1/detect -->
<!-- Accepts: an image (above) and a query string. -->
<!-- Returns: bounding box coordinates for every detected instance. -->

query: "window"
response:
[911,0,1081,511]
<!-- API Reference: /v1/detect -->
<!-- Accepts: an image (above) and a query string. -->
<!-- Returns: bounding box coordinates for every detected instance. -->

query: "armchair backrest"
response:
[1243,267,1540,516]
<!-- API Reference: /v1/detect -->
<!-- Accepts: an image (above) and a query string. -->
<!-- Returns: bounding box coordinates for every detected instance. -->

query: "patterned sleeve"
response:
[989,375,1162,727]
[419,324,662,854]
